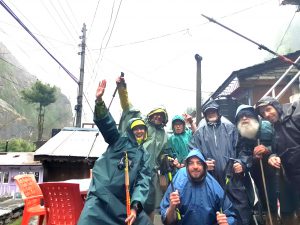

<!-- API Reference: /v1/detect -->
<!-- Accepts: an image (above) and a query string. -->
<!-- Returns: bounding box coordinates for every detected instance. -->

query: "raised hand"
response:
[96,79,106,101]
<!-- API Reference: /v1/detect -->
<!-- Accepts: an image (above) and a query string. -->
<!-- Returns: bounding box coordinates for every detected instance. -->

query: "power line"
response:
[89,28,189,51]
[88,1,273,52]
[91,0,123,89]
[65,0,80,28]
[56,0,80,41]
[0,0,79,84]
[48,0,78,45]
[93,0,118,70]
[87,0,102,38]
[0,56,28,75]
[276,9,298,52]
[40,0,74,45]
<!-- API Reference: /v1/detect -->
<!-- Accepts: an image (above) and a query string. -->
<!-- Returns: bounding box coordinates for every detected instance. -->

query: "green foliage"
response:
[0,139,36,152]
[21,80,57,107]
[8,216,22,225]
[21,80,58,141]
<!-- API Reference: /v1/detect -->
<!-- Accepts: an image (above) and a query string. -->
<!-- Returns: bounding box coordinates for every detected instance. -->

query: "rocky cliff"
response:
[0,42,73,141]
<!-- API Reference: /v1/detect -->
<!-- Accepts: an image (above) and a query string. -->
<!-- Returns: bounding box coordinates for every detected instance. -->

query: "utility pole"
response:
[75,23,87,128]
[195,54,202,125]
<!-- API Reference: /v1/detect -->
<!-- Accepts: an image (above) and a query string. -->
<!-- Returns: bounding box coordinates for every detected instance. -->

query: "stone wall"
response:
[0,198,23,225]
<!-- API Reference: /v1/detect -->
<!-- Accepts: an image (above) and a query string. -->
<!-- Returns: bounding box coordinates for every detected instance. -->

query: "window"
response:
[3,172,9,183]
[34,172,39,182]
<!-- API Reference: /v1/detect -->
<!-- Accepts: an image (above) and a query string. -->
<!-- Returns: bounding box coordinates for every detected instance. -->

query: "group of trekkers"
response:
[77,75,300,225]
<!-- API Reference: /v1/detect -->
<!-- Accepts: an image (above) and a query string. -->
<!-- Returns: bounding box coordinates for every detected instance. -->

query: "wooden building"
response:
[0,152,43,197]
[34,127,108,182]
[208,50,300,122]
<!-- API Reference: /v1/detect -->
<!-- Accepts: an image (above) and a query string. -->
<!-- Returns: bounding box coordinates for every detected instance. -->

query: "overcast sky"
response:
[1,0,299,127]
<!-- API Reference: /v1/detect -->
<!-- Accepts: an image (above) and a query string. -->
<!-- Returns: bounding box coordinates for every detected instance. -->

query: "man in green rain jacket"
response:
[78,80,152,225]
[116,76,169,220]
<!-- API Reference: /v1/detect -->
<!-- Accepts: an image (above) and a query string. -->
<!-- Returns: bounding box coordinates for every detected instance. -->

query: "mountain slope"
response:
[0,42,73,141]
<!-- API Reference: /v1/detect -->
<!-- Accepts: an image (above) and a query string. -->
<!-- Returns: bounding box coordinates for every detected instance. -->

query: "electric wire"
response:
[0,0,79,83]
[275,9,297,52]
[89,0,272,51]
[93,0,117,72]
[90,0,123,91]
[0,56,29,78]
[65,0,80,28]
[48,0,78,45]
[8,0,75,62]
[56,0,80,39]
[1,0,296,117]
[87,0,102,38]
[40,0,74,45]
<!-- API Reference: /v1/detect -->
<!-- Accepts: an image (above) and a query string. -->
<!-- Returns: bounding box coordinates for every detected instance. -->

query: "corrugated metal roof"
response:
[34,127,108,160]
[0,152,41,165]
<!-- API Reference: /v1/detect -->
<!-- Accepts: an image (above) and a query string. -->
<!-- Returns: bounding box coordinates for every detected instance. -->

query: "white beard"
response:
[237,118,259,140]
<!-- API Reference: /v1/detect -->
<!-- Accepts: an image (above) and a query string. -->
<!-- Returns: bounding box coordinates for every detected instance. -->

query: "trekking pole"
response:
[85,132,99,166]
[257,139,273,225]
[220,176,230,214]
[163,155,181,221]
[275,168,281,224]
[108,72,124,111]
[124,151,131,224]
[221,156,235,214]
[201,14,300,70]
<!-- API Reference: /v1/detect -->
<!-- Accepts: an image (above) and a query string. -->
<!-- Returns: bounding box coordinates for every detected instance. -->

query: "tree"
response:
[21,80,57,141]
[0,139,36,152]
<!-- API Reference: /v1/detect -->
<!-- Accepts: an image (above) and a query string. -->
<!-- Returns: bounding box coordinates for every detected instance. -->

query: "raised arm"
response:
[94,80,120,145]
[183,113,197,133]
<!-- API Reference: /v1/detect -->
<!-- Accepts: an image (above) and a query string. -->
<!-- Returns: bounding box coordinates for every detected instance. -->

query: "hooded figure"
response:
[78,81,152,225]
[235,104,277,221]
[255,96,300,158]
[190,99,238,188]
[116,76,169,217]
[167,115,193,164]
[255,96,300,224]
[160,149,237,225]
[190,99,256,225]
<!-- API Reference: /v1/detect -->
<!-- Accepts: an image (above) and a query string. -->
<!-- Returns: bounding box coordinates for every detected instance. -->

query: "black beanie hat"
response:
[236,108,259,123]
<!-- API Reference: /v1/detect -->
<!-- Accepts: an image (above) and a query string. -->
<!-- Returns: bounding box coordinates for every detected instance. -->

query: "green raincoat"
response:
[117,84,169,213]
[78,100,152,225]
[168,115,192,163]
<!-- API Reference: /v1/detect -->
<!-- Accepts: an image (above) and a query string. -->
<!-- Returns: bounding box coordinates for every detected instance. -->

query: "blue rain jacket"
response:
[160,150,237,225]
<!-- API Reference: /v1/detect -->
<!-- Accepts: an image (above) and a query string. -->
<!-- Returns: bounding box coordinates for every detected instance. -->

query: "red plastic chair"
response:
[39,182,84,225]
[14,174,46,225]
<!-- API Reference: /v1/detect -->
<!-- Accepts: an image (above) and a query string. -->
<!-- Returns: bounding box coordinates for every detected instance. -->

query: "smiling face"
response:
[259,105,279,123]
[132,125,146,140]
[150,112,164,125]
[187,157,204,180]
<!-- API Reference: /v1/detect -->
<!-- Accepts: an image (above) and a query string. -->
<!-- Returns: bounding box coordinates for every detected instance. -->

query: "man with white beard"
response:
[235,105,277,225]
